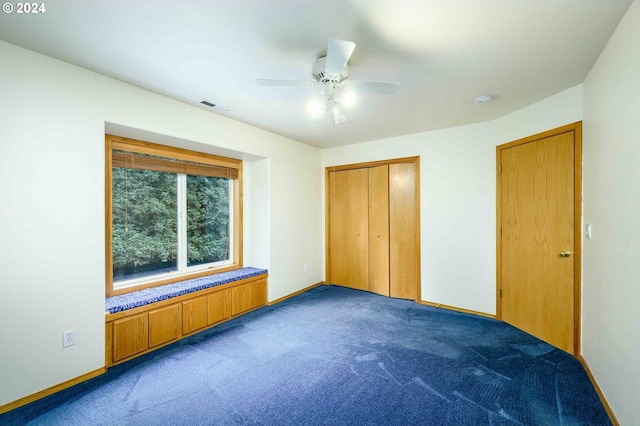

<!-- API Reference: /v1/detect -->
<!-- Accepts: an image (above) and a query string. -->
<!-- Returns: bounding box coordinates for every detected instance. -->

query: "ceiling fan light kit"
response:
[334,89,356,107]
[308,98,327,122]
[257,38,400,125]
[332,100,348,124]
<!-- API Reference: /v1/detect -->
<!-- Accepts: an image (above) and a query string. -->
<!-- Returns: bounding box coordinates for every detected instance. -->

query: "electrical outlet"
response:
[303,264,308,273]
[63,329,76,348]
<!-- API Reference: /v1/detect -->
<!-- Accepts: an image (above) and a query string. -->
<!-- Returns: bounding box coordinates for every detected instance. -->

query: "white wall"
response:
[323,85,582,316]
[0,41,323,406]
[493,84,583,144]
[243,158,270,270]
[582,1,640,424]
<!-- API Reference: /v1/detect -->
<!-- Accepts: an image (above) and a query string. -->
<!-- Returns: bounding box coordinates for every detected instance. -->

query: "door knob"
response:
[559,250,571,258]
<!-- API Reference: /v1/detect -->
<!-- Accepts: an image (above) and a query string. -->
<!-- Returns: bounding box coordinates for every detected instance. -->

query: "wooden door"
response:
[389,163,418,300]
[369,165,390,296]
[498,124,581,354]
[329,168,369,290]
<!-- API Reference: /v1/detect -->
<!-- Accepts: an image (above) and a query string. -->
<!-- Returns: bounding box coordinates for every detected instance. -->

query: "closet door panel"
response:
[329,169,369,290]
[389,163,418,300]
[368,165,390,296]
[329,171,350,285]
[347,168,370,290]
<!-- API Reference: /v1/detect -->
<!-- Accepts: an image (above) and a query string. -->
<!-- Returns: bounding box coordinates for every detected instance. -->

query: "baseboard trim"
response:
[419,300,495,319]
[0,367,106,415]
[578,355,619,426]
[269,281,325,305]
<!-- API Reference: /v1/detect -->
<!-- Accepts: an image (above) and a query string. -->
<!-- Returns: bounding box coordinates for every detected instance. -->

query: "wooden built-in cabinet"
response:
[182,296,209,335]
[231,283,252,316]
[105,275,267,366]
[149,304,181,348]
[327,158,419,300]
[207,288,231,325]
[112,312,148,362]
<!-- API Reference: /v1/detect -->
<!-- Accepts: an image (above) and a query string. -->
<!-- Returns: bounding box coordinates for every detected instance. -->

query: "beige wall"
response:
[582,0,640,424]
[0,41,324,406]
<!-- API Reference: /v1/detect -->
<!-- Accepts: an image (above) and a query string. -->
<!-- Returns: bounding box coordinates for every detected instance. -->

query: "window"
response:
[106,135,242,296]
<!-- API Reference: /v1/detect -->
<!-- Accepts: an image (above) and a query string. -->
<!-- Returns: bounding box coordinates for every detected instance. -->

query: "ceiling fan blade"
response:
[325,39,356,76]
[257,79,318,86]
[332,102,347,125]
[343,80,400,95]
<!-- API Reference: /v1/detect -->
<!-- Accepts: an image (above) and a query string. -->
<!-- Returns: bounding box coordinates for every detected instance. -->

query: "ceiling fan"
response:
[257,39,400,124]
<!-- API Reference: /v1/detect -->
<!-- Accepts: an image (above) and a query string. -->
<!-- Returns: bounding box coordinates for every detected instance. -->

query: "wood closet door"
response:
[389,163,418,300]
[368,165,390,296]
[329,169,369,290]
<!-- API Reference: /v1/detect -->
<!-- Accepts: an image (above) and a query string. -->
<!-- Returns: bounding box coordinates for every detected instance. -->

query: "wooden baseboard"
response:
[419,300,495,319]
[269,281,325,305]
[578,355,619,425]
[0,367,105,415]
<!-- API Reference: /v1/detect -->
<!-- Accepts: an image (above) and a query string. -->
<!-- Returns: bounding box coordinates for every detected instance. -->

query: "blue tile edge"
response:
[105,267,268,314]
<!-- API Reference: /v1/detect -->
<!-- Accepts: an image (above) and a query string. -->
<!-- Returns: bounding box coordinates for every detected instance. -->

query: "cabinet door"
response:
[182,296,208,335]
[329,168,369,290]
[231,283,252,316]
[250,279,267,309]
[149,304,181,348]
[369,165,390,296]
[113,313,148,362]
[208,289,231,325]
[389,163,418,300]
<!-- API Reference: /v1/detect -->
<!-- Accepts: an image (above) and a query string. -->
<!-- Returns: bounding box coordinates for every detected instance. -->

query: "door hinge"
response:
[499,227,502,236]
[499,164,502,173]
[500,289,502,298]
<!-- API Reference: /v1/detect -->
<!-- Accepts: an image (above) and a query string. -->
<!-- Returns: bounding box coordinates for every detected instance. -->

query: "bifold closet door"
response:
[389,163,418,300]
[329,168,369,291]
[368,165,390,296]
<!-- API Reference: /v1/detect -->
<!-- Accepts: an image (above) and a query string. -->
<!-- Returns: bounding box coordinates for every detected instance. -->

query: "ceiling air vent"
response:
[200,100,229,111]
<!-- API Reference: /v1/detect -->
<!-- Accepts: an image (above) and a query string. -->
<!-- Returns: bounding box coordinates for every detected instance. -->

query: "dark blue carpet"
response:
[1,285,610,425]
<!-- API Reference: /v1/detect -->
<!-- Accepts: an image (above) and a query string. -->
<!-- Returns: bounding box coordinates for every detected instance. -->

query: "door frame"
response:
[325,156,421,301]
[496,122,582,355]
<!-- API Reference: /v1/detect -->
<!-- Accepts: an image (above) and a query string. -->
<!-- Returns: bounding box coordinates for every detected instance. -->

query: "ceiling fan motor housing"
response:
[312,57,348,84]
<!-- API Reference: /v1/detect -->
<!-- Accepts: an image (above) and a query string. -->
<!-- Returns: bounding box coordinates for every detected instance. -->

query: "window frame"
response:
[105,135,243,297]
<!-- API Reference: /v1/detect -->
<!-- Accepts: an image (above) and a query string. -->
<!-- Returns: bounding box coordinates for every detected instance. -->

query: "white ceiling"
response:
[0,0,632,148]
